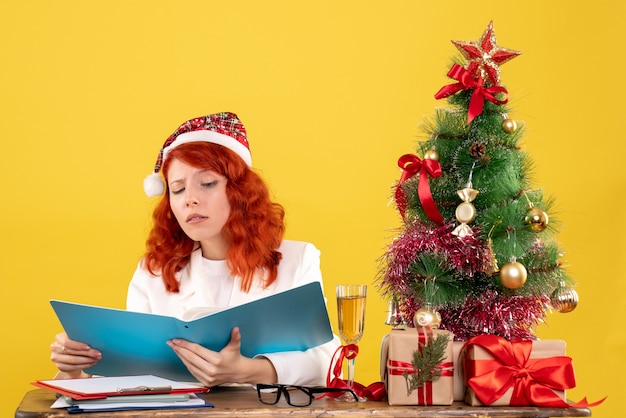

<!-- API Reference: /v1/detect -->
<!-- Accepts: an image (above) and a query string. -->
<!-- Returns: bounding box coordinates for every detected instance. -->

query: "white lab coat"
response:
[126,240,340,386]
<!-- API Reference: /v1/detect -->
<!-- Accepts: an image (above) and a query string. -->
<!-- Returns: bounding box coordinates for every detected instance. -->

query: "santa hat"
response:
[143,112,251,197]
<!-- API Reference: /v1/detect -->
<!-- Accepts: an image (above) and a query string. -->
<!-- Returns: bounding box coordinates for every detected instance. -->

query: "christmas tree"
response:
[379,21,579,341]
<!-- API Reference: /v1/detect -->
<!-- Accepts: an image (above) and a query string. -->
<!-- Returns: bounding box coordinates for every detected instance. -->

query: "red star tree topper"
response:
[452,21,521,85]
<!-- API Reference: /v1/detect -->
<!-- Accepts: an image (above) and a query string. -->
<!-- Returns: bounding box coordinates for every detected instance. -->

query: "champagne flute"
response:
[336,284,367,400]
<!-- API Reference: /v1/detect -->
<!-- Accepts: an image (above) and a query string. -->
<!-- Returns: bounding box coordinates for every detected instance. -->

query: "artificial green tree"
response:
[379,22,578,341]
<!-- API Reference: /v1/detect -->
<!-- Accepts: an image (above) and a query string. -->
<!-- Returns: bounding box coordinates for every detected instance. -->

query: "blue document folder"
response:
[50,282,333,381]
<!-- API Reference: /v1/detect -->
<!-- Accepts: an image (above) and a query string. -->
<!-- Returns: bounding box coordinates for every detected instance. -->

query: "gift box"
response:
[452,341,465,402]
[463,334,575,407]
[381,328,454,405]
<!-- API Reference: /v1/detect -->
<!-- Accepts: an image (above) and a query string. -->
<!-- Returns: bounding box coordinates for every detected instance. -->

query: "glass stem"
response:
[346,356,355,390]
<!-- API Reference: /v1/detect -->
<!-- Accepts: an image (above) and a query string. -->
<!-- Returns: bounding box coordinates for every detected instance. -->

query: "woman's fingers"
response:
[50,332,101,374]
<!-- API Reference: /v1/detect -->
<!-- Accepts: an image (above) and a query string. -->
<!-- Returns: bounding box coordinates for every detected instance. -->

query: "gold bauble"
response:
[423,148,439,161]
[501,118,517,133]
[413,306,442,329]
[550,286,579,313]
[499,261,527,289]
[525,207,549,232]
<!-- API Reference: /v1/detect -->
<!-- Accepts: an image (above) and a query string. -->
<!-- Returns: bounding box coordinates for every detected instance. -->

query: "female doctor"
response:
[50,112,340,387]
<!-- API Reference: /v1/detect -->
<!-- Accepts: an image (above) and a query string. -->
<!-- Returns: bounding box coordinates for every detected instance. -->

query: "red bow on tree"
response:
[434,64,509,124]
[395,154,444,225]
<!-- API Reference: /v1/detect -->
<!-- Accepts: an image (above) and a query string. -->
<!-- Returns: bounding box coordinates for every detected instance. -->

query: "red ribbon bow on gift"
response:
[434,63,509,124]
[463,334,605,408]
[395,154,444,225]
[320,344,386,401]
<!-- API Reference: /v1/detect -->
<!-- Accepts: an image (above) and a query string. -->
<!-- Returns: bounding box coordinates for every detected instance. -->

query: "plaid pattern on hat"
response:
[154,112,249,172]
[143,112,251,197]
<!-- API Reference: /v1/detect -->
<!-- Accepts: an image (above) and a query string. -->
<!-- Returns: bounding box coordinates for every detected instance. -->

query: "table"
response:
[15,387,591,417]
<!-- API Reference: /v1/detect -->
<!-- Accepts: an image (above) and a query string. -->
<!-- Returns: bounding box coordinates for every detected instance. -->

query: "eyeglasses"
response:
[256,383,359,407]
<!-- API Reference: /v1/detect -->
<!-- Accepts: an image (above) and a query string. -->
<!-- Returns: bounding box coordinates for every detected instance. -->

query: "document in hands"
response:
[50,282,334,381]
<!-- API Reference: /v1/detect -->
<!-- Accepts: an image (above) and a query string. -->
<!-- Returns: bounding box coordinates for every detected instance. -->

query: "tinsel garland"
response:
[379,220,549,340]
[439,291,549,341]
[379,221,490,295]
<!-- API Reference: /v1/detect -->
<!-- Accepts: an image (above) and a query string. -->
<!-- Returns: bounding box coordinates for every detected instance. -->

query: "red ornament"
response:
[395,154,444,225]
[434,64,509,124]
[452,21,521,86]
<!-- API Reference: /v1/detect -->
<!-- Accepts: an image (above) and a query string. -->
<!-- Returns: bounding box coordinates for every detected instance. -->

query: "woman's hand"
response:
[50,332,102,379]
[167,327,277,387]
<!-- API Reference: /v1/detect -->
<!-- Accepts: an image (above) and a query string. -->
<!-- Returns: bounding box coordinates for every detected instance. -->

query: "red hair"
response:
[143,142,285,293]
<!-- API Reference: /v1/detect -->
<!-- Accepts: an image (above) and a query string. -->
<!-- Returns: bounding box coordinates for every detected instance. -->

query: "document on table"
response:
[33,375,208,400]
[50,393,212,412]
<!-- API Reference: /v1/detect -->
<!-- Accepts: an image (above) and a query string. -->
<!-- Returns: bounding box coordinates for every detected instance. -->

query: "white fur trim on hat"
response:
[163,130,253,167]
[144,172,165,197]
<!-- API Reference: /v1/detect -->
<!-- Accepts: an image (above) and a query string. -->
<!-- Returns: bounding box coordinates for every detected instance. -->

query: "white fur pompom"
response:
[143,172,165,197]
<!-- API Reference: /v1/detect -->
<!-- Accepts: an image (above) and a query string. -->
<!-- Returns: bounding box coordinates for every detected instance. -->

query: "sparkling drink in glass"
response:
[336,284,367,400]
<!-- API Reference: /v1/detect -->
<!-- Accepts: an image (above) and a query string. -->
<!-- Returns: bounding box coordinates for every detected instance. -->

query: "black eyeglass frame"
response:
[256,383,359,406]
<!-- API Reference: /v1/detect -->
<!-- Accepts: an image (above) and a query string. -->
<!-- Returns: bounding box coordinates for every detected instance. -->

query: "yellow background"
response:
[1,1,623,416]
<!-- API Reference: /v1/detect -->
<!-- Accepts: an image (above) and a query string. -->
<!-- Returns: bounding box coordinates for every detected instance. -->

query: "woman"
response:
[50,112,340,387]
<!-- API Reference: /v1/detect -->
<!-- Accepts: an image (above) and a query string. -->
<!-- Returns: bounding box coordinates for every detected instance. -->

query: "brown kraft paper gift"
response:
[464,337,567,406]
[382,328,454,405]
